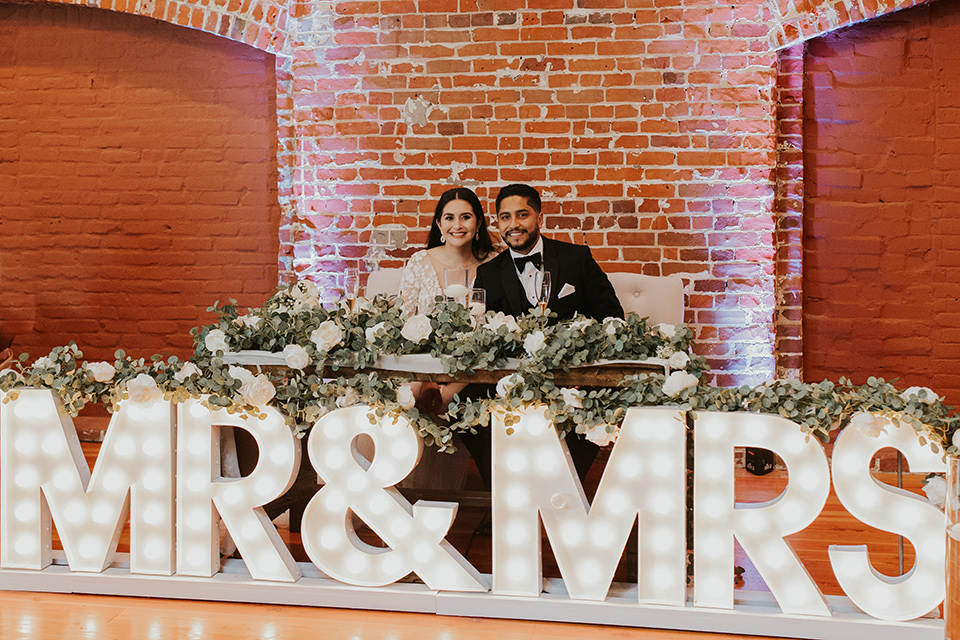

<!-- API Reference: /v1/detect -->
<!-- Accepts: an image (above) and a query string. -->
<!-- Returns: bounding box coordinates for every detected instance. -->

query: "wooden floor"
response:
[0,443,928,640]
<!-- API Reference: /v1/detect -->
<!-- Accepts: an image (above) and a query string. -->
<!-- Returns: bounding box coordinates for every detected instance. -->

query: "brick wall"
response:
[1,0,940,387]
[0,3,281,362]
[803,0,960,402]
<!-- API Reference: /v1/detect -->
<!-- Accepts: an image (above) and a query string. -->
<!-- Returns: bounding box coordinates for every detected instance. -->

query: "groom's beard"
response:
[503,228,539,253]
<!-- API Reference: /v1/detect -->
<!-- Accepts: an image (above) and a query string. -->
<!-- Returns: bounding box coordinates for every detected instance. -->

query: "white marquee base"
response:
[0,557,942,640]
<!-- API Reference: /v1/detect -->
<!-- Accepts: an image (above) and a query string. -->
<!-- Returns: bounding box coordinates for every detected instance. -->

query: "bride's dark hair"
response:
[426,187,494,261]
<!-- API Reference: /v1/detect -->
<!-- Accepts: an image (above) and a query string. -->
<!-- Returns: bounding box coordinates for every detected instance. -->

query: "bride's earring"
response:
[440,235,446,244]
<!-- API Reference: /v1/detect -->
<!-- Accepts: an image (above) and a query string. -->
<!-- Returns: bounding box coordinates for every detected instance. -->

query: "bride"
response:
[398,186,495,315]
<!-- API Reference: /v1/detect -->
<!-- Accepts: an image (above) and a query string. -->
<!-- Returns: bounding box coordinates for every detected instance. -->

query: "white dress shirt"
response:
[509,237,544,306]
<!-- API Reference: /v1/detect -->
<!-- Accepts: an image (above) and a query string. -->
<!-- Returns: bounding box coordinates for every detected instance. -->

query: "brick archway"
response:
[768,0,933,48]
[22,0,290,53]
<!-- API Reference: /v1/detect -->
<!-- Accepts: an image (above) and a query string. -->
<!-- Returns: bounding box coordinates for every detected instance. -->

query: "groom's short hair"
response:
[495,183,541,214]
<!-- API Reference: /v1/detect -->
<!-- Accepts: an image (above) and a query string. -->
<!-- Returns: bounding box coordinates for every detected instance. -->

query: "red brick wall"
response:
[803,1,960,401]
[0,3,280,362]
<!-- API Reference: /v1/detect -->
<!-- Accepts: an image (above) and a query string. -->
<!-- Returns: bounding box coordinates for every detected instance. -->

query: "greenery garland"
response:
[1,282,958,458]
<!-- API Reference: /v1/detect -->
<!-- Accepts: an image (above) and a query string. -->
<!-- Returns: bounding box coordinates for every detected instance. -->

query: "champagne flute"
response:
[344,268,359,312]
[535,270,551,315]
[443,268,469,306]
[469,288,486,327]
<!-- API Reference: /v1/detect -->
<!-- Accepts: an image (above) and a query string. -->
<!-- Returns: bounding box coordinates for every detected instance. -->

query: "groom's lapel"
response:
[498,253,527,316]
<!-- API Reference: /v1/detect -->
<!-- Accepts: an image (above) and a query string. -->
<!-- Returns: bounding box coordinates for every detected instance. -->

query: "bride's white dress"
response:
[398,250,443,315]
[396,249,469,491]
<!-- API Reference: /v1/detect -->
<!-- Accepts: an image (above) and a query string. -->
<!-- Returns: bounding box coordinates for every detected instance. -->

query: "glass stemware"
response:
[443,268,470,305]
[535,270,551,315]
[469,288,486,327]
[343,268,359,311]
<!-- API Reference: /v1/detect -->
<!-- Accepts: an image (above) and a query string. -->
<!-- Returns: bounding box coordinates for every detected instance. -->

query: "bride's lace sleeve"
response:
[399,251,440,315]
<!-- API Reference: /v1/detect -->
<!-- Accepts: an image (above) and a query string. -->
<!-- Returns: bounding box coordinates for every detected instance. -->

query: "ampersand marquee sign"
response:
[0,388,947,639]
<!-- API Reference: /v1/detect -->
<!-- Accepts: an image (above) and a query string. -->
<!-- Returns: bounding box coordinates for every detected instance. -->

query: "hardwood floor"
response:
[0,443,930,640]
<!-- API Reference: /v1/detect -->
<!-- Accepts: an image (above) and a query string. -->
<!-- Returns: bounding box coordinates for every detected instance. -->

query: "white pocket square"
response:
[559,283,576,298]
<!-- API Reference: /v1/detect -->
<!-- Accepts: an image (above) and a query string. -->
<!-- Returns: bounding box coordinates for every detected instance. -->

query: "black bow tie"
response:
[514,253,542,271]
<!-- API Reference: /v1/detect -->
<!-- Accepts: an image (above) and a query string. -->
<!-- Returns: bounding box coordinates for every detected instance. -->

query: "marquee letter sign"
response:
[0,389,948,639]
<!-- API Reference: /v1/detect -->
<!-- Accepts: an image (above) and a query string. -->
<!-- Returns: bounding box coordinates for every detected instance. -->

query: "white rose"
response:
[336,387,361,408]
[401,315,433,343]
[954,430,960,450]
[523,330,546,355]
[922,476,947,509]
[204,329,230,354]
[603,317,626,336]
[228,365,255,386]
[240,315,261,329]
[900,386,940,404]
[365,321,386,344]
[496,373,524,398]
[240,374,275,407]
[585,423,618,447]
[283,344,310,370]
[174,361,200,382]
[662,371,698,397]
[848,412,887,438]
[127,373,163,406]
[668,351,690,370]
[33,356,53,370]
[292,280,320,306]
[311,320,344,353]
[86,361,115,382]
[570,317,594,331]
[560,387,582,408]
[656,323,677,339]
[397,384,416,410]
[484,312,520,333]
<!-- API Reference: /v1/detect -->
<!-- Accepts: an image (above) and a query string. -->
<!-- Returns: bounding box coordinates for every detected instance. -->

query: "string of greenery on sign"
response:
[1,281,958,463]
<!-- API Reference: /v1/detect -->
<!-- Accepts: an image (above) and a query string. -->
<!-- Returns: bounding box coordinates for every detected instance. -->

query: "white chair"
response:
[607,272,685,326]
[365,268,404,298]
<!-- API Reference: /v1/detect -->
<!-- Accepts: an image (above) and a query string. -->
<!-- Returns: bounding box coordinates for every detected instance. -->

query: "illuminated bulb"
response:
[53,469,76,491]
[372,460,397,483]
[368,493,389,515]
[64,502,87,524]
[15,467,39,488]
[347,555,368,575]
[142,504,166,526]
[320,528,341,549]
[113,436,135,457]
[14,400,52,420]
[561,522,584,545]
[505,451,527,473]
[506,487,529,509]
[346,470,370,493]
[324,419,345,439]
[701,455,725,478]
[578,561,601,584]
[241,522,261,540]
[536,451,558,474]
[322,490,347,512]
[126,402,153,421]
[702,499,725,520]
[784,435,805,454]
[221,485,243,505]
[593,525,615,548]
[269,445,290,465]
[15,535,36,555]
[42,434,65,455]
[837,452,861,476]
[700,533,727,557]
[423,510,448,532]
[189,402,209,418]
[413,543,432,563]
[856,487,877,509]
[652,456,673,476]
[143,436,165,454]
[550,493,567,509]
[652,491,674,515]
[14,501,37,523]
[506,522,528,543]
[141,469,166,491]
[188,434,207,452]
[186,507,209,530]
[15,434,38,455]
[79,537,101,558]
[618,455,641,478]
[390,518,412,538]
[102,469,129,492]
[254,477,277,499]
[92,502,115,524]
[524,416,546,436]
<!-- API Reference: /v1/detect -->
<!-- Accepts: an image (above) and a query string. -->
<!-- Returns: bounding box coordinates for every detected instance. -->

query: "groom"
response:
[464,184,624,488]
[474,184,624,323]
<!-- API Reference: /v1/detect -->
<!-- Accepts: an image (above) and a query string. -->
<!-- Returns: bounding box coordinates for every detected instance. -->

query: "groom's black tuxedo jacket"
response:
[474,237,624,323]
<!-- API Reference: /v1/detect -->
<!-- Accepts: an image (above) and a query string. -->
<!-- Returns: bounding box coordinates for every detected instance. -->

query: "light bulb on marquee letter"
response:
[301,405,488,591]
[176,398,301,582]
[829,413,945,621]
[693,412,831,616]
[492,406,686,604]
[0,389,175,575]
